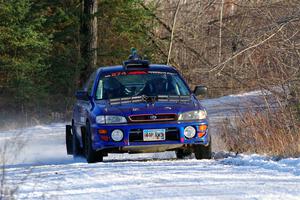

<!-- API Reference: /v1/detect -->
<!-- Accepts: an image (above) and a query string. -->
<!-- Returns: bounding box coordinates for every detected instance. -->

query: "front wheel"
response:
[84,122,103,163]
[194,136,212,159]
[175,149,192,159]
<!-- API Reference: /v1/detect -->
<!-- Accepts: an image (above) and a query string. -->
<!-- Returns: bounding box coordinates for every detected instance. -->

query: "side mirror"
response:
[193,85,207,96]
[75,90,89,101]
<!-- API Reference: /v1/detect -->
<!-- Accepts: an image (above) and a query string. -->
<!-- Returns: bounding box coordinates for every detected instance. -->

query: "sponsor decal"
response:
[104,71,176,77]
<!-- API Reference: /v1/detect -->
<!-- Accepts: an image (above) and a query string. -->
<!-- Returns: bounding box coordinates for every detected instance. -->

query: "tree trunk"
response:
[80,0,98,85]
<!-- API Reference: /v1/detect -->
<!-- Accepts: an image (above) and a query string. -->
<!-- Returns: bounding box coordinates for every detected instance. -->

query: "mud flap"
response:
[66,125,73,155]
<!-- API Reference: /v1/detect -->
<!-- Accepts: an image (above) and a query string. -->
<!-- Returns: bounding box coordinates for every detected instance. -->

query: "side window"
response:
[83,71,97,96]
[173,75,190,95]
[96,79,103,99]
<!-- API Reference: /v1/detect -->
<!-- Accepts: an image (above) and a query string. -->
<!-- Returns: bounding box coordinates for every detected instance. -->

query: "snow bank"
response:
[221,154,300,176]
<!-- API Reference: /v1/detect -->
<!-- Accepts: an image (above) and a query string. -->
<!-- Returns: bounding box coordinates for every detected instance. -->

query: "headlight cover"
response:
[96,115,127,124]
[178,110,207,121]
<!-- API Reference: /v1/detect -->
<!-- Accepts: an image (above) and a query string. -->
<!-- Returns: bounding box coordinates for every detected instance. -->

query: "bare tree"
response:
[144,0,300,155]
[167,0,181,65]
[146,0,299,97]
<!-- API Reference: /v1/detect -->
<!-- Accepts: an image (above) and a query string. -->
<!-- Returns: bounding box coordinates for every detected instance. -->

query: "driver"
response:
[103,78,123,99]
[152,77,168,95]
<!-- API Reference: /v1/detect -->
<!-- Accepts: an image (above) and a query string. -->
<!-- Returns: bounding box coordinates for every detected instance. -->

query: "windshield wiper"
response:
[109,95,191,105]
[109,95,159,105]
[109,96,144,105]
[157,95,191,103]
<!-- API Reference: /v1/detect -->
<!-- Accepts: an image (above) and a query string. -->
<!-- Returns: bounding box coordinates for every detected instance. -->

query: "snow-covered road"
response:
[4,155,300,200]
[1,91,300,200]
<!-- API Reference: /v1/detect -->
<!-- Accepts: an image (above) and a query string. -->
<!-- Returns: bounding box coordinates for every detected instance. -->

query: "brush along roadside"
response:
[220,106,300,157]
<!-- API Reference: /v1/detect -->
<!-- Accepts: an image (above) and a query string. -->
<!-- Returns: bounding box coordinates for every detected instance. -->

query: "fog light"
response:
[184,126,196,138]
[111,129,124,142]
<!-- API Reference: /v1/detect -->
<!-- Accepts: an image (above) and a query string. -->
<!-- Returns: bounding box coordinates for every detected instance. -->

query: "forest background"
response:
[0,0,299,131]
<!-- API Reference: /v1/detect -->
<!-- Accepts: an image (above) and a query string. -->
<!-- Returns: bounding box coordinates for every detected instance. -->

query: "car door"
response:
[74,72,97,138]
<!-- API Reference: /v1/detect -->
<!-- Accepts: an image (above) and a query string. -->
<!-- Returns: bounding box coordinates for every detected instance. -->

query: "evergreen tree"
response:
[0,0,51,113]
[0,0,157,122]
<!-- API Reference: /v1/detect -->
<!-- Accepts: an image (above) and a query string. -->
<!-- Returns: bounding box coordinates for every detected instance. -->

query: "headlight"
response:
[96,116,105,124]
[96,115,127,124]
[111,129,124,142]
[178,110,207,121]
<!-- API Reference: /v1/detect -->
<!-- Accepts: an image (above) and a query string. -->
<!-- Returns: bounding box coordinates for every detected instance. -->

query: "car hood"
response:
[94,97,205,116]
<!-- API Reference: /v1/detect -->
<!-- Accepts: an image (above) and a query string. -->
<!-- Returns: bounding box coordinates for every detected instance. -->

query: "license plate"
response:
[143,129,166,141]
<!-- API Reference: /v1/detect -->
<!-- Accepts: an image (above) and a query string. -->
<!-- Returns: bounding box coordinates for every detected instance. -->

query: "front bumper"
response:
[90,120,209,152]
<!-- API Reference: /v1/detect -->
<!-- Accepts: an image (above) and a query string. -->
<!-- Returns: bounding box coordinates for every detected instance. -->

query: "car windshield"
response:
[95,71,190,100]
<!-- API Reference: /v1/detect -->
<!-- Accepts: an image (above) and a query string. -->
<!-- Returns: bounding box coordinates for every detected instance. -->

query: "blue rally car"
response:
[66,51,211,163]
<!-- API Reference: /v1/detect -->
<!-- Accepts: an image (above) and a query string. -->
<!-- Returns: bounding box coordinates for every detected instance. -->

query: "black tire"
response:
[175,149,192,159]
[194,136,212,160]
[66,125,73,155]
[72,123,83,158]
[84,122,103,163]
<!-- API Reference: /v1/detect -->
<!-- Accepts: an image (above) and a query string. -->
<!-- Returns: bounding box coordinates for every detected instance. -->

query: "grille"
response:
[129,128,179,142]
[128,114,177,123]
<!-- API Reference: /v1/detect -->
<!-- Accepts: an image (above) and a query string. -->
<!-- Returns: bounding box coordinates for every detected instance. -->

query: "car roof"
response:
[97,64,178,74]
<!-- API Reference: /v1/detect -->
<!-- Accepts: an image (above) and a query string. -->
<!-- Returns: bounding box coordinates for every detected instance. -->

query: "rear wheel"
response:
[194,136,212,160]
[175,149,192,159]
[66,125,73,155]
[72,123,83,158]
[84,122,103,163]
